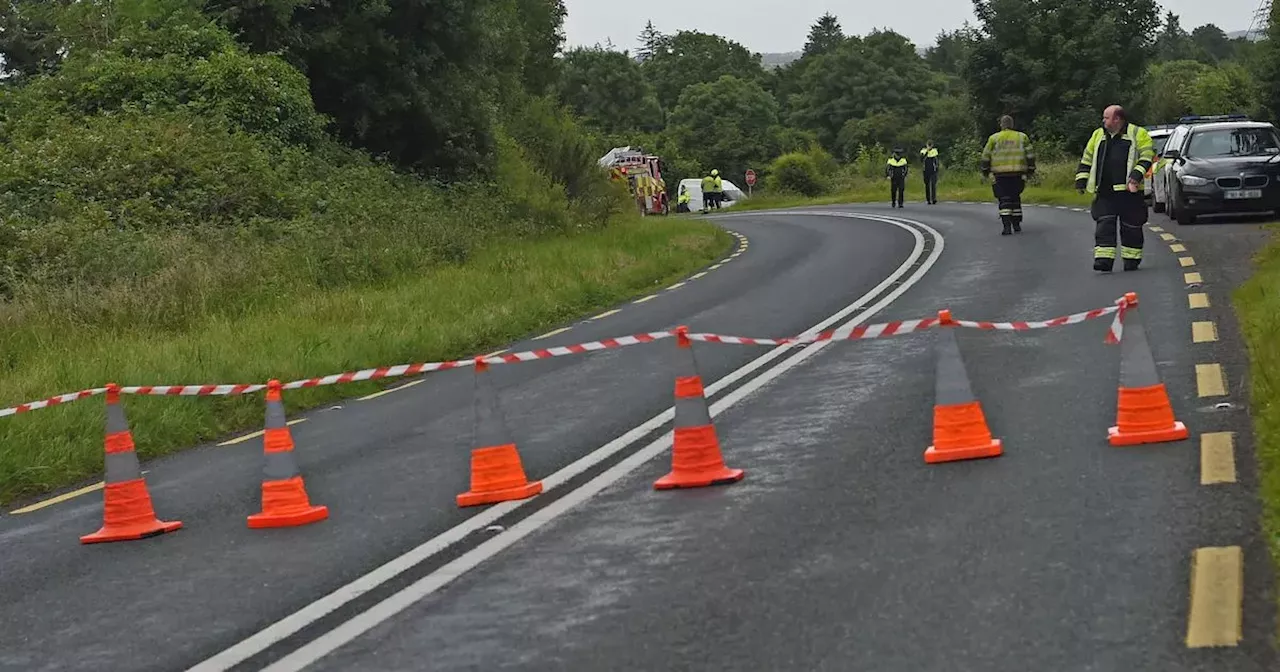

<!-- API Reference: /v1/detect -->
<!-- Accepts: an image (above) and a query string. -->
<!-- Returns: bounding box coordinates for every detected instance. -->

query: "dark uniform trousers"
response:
[923,169,938,204]
[890,176,905,206]
[992,174,1025,229]
[1091,191,1146,271]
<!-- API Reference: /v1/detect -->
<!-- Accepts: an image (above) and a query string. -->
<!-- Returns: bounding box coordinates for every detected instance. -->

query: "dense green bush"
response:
[767,151,827,196]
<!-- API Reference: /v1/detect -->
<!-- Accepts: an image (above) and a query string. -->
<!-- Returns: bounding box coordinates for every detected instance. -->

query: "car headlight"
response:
[1180,175,1211,186]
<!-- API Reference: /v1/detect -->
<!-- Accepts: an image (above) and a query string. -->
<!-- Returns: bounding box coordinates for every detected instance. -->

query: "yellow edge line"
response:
[1180,256,1197,267]
[667,281,686,290]
[358,378,424,401]
[590,309,621,321]
[1150,226,1165,231]
[483,349,508,358]
[1192,321,1218,343]
[1186,546,1243,647]
[533,326,572,340]
[10,482,105,514]
[633,295,657,304]
[1170,243,1187,252]
[1185,272,1203,284]
[1201,432,1237,485]
[1196,363,1227,397]
[689,271,708,280]
[1189,293,1210,309]
[709,264,723,270]
[1161,232,1177,241]
[218,418,308,446]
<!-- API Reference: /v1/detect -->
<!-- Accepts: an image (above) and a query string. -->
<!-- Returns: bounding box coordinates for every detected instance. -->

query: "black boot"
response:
[1094,258,1114,272]
[1012,220,1022,233]
[1001,218,1012,235]
[1123,258,1141,272]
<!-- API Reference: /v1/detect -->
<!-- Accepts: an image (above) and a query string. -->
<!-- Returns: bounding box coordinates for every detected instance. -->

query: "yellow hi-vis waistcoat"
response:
[1077,123,1155,194]
[981,129,1035,174]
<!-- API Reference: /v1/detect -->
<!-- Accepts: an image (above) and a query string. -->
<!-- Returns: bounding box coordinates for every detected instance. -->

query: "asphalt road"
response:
[1,200,1273,671]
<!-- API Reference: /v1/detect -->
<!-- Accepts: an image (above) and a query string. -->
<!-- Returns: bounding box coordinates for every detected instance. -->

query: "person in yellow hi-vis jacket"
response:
[981,115,1036,235]
[1075,105,1155,273]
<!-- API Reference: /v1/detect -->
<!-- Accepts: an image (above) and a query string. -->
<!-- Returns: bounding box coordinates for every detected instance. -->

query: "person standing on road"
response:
[920,140,941,204]
[1075,105,1155,272]
[699,171,716,214]
[981,115,1037,235]
[885,147,908,208]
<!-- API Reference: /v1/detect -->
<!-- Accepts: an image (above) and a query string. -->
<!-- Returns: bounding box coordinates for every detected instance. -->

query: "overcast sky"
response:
[563,0,1269,54]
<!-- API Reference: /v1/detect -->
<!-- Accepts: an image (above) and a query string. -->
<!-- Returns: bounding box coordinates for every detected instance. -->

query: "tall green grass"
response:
[0,217,730,505]
[1233,226,1280,617]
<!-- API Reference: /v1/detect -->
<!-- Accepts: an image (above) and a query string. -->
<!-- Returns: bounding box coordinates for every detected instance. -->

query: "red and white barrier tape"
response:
[0,388,107,418]
[689,317,941,346]
[0,297,1134,417]
[953,296,1129,344]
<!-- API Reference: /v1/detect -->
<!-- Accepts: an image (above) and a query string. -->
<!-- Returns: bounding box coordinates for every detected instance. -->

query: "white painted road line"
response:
[189,212,944,672]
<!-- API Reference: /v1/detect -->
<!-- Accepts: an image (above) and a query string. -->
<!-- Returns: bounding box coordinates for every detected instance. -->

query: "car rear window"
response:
[1186,127,1280,158]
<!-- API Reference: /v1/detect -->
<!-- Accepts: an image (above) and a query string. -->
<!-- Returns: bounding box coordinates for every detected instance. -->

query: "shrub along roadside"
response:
[1233,228,1280,602]
[0,218,732,506]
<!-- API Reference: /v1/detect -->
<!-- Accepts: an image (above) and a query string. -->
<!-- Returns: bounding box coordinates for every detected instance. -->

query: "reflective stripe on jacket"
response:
[981,130,1036,175]
[1076,123,1155,194]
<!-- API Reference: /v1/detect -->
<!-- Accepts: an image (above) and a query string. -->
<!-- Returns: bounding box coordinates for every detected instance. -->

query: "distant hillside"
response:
[761,51,801,69]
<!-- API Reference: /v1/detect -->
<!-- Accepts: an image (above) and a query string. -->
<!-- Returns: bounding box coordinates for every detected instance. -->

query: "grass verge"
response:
[1233,224,1280,611]
[0,217,731,506]
[730,162,1093,212]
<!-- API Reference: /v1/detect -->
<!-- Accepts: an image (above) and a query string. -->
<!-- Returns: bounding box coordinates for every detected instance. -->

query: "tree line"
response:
[558,1,1280,195]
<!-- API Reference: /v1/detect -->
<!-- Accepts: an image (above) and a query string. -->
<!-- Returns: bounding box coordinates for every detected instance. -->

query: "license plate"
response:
[1224,189,1262,199]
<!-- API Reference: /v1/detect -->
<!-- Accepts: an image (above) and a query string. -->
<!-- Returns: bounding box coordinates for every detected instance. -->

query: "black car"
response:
[1153,120,1280,225]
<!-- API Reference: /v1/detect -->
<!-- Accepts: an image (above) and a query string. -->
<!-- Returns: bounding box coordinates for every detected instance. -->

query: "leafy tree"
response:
[0,1,65,78]
[925,25,979,76]
[1190,24,1235,63]
[787,30,942,150]
[803,12,844,57]
[1154,11,1196,63]
[639,30,765,112]
[557,46,663,135]
[665,74,780,183]
[965,0,1160,147]
[1139,59,1214,122]
[1187,62,1261,117]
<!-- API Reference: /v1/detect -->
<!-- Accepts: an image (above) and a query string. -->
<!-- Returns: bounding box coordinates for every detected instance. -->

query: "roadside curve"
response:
[0,211,940,672]
[262,201,1276,672]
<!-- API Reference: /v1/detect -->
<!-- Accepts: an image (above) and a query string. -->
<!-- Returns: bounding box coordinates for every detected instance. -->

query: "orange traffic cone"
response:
[1109,292,1189,446]
[456,360,544,507]
[924,311,1003,464]
[654,326,744,489]
[81,383,183,544]
[247,380,329,528]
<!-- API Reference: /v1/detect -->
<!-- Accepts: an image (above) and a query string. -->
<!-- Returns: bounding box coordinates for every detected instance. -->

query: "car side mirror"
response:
[1162,149,1181,161]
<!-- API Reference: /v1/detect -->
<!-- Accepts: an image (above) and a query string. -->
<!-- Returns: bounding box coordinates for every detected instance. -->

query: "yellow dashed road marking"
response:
[1201,432,1237,485]
[1189,293,1210,309]
[10,482,105,514]
[590,309,620,321]
[1186,546,1243,648]
[667,281,686,290]
[690,271,708,280]
[219,418,308,446]
[1161,232,1177,241]
[633,295,657,304]
[1150,226,1165,232]
[533,326,571,340]
[1192,321,1218,343]
[1185,272,1203,284]
[1180,256,1197,267]
[709,264,723,270]
[358,379,424,401]
[1170,243,1187,252]
[1196,364,1227,397]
